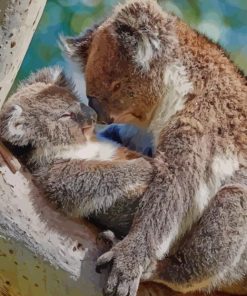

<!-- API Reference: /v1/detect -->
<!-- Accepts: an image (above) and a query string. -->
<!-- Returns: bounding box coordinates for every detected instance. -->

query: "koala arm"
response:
[154,168,247,294]
[96,126,246,296]
[36,154,153,218]
[96,129,212,296]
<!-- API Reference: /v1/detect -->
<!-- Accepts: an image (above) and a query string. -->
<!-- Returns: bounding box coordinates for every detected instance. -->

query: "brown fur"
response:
[62,0,247,295]
[86,27,159,127]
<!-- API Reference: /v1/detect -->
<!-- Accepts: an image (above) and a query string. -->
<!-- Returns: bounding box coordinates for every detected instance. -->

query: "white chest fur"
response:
[55,141,118,161]
[155,152,239,260]
[195,153,239,214]
[183,153,240,237]
[149,60,193,145]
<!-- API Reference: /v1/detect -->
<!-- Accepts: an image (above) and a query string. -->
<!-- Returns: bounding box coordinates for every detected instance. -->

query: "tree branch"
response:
[0,152,109,295]
[0,0,47,108]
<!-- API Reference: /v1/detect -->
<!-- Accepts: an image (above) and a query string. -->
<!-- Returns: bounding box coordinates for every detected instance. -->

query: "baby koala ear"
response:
[59,24,100,68]
[0,104,28,146]
[112,0,174,72]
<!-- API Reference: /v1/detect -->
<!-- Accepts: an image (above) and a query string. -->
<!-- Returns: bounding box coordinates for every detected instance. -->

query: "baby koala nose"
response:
[78,103,97,126]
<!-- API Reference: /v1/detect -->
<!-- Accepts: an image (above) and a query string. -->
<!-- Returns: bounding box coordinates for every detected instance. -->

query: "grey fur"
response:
[155,168,247,293]
[62,0,247,294]
[0,67,153,238]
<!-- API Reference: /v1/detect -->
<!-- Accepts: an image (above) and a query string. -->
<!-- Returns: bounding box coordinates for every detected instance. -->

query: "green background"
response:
[17,0,247,84]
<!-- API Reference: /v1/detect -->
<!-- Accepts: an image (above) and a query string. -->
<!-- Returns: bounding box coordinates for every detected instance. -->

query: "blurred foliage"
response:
[16,0,247,85]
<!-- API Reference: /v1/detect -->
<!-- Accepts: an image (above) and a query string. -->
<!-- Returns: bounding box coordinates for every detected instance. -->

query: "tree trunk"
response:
[0,0,47,108]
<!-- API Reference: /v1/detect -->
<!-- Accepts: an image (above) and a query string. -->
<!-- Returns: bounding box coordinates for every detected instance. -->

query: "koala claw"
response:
[105,277,140,296]
[103,271,141,296]
[96,250,114,274]
[97,240,143,296]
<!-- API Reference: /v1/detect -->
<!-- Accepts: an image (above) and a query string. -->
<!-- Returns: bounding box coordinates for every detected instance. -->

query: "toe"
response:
[96,250,114,273]
[104,273,119,296]
[116,281,130,296]
[128,277,140,296]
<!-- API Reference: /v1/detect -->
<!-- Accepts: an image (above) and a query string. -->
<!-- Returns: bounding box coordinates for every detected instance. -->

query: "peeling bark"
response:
[0,0,47,108]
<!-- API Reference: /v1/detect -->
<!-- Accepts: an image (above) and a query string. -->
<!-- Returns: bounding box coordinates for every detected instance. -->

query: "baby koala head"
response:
[0,67,97,151]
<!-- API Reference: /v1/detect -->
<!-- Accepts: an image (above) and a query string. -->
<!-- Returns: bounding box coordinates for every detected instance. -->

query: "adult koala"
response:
[61,0,247,295]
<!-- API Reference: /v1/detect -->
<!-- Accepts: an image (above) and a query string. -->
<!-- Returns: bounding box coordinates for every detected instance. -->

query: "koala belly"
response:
[89,198,140,237]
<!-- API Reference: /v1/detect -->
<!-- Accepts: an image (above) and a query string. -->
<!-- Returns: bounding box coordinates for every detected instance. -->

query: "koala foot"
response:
[96,238,145,296]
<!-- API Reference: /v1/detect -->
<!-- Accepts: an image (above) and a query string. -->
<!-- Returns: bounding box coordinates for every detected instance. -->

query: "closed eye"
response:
[60,112,71,118]
[57,102,76,120]
[58,112,73,121]
[14,122,23,128]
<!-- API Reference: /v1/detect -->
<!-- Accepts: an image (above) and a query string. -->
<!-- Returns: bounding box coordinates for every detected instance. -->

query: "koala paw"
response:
[96,239,144,296]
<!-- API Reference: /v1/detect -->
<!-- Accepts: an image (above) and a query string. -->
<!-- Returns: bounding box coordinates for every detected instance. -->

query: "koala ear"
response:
[112,0,175,71]
[0,104,29,146]
[59,24,100,68]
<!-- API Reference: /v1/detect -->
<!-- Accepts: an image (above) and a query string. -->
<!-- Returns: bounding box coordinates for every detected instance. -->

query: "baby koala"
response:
[0,67,153,236]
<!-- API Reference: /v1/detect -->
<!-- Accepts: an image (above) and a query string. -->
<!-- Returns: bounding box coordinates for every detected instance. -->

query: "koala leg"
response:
[154,182,247,294]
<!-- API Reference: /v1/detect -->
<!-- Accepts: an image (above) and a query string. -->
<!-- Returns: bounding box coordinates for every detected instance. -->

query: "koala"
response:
[61,0,247,295]
[0,67,153,236]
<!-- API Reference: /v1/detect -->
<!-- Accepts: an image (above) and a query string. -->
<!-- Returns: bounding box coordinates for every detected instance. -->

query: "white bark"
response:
[0,153,108,295]
[0,0,47,108]
[0,153,186,296]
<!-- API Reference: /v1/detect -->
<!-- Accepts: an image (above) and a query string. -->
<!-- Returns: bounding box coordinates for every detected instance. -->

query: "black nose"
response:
[87,95,94,101]
[88,97,113,124]
[79,103,97,124]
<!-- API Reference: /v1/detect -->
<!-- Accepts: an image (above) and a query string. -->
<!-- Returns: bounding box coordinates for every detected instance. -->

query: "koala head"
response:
[61,0,178,128]
[0,73,97,149]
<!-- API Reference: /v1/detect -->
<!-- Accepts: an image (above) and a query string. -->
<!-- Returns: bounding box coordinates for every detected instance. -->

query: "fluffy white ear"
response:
[134,32,161,71]
[59,24,100,67]
[6,105,25,137]
[0,104,29,146]
[112,0,174,71]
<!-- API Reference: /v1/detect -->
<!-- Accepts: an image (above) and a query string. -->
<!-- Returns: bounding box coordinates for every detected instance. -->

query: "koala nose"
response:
[79,103,97,126]
[88,97,113,124]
